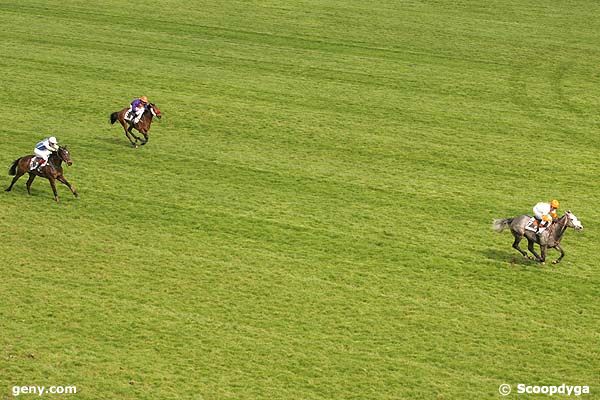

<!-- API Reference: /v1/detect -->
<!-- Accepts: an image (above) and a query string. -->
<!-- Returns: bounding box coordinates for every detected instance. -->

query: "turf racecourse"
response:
[1,1,598,399]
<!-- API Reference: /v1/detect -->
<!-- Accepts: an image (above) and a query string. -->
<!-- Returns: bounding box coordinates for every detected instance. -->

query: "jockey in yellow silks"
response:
[533,199,559,234]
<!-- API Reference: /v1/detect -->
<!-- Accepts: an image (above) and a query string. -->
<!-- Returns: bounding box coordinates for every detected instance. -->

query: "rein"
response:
[49,148,67,168]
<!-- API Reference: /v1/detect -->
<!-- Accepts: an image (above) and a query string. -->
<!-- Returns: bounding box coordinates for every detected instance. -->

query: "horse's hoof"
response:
[552,260,559,265]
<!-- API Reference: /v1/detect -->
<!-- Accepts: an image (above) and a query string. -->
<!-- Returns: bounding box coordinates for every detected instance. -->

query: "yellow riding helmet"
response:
[551,199,560,209]
[140,96,148,103]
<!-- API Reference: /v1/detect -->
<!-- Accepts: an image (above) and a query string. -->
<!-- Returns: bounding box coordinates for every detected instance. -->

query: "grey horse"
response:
[492,211,583,264]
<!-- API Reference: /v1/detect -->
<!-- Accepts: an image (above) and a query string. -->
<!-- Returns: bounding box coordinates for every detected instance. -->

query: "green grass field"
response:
[1,1,598,399]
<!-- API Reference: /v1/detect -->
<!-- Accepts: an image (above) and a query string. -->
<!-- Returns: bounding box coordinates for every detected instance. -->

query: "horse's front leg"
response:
[140,131,149,145]
[539,245,548,264]
[57,175,78,198]
[26,173,36,195]
[527,239,542,262]
[5,171,25,192]
[552,244,565,265]
[48,177,59,202]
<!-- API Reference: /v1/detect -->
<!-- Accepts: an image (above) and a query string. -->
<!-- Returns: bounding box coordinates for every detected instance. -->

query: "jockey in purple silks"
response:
[31,136,59,170]
[127,96,149,123]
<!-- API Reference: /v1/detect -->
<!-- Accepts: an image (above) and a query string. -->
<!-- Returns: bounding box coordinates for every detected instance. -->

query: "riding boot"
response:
[537,222,546,235]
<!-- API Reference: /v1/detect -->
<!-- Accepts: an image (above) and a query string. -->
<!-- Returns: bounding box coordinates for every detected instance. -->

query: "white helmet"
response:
[48,136,58,145]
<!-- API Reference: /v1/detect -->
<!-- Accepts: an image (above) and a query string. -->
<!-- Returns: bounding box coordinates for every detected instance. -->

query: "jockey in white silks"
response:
[32,136,59,170]
[126,96,149,124]
[533,199,559,234]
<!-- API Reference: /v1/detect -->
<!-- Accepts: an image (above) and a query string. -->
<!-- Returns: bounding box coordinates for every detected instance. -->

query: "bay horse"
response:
[110,103,162,147]
[492,211,583,264]
[5,146,78,202]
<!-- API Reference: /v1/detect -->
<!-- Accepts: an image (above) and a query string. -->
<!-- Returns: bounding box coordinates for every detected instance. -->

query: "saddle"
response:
[29,157,45,171]
[525,217,554,235]
[29,157,52,172]
[126,107,144,123]
[524,217,540,232]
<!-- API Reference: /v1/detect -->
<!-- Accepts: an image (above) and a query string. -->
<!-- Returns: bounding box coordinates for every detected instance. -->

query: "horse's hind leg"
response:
[120,120,138,147]
[123,129,138,148]
[527,239,542,262]
[512,235,530,259]
[128,126,142,143]
[5,171,25,192]
[26,173,36,195]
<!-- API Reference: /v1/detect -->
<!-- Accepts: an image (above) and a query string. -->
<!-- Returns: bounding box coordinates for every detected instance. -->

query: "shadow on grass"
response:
[5,187,49,200]
[98,136,133,148]
[5,183,75,203]
[483,249,538,266]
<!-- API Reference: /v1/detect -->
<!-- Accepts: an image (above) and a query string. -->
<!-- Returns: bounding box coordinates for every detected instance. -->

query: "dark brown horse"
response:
[492,211,583,264]
[110,103,162,147]
[5,146,78,202]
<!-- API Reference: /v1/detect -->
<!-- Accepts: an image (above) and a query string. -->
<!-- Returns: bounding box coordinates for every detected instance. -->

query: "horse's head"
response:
[565,210,583,231]
[148,103,162,119]
[57,146,73,166]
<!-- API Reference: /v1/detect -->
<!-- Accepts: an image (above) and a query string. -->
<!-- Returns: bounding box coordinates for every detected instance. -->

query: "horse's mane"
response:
[50,146,69,163]
[547,213,568,236]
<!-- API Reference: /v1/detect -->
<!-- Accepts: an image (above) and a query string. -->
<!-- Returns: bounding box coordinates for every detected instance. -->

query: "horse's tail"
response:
[8,158,20,176]
[110,112,119,125]
[492,218,513,233]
